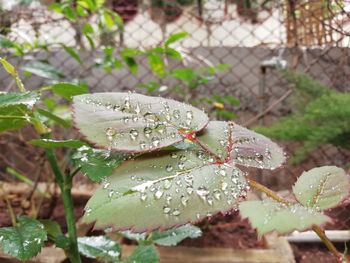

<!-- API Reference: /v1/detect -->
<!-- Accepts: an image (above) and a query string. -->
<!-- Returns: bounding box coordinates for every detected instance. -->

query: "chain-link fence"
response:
[1,0,350,229]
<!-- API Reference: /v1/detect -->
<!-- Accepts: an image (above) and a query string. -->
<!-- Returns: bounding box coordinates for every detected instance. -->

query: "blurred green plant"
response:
[255,70,350,164]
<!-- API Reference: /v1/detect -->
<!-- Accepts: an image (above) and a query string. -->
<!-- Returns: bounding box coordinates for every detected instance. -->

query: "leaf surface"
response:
[78,236,121,262]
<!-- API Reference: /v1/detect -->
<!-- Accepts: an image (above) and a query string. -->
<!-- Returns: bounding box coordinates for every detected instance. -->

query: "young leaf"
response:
[165,32,189,47]
[0,91,39,109]
[83,149,247,232]
[72,93,209,152]
[124,245,159,263]
[0,217,47,261]
[197,121,286,170]
[293,166,349,210]
[151,224,202,246]
[72,146,125,182]
[51,82,88,100]
[239,200,330,236]
[78,236,121,262]
[61,44,82,64]
[29,139,88,149]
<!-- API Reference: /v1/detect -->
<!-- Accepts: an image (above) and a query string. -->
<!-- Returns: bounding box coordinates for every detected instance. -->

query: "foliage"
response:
[255,70,350,163]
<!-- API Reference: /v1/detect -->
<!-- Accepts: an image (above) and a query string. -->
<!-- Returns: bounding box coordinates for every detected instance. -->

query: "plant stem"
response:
[312,225,345,263]
[247,179,346,263]
[44,137,81,263]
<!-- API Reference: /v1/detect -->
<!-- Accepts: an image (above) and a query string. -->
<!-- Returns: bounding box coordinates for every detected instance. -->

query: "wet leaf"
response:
[83,149,247,232]
[78,236,121,262]
[29,139,88,149]
[51,82,88,100]
[124,245,159,263]
[239,200,330,236]
[0,217,47,261]
[293,166,349,210]
[72,93,209,153]
[72,146,125,182]
[151,224,201,246]
[0,92,39,110]
[197,121,285,170]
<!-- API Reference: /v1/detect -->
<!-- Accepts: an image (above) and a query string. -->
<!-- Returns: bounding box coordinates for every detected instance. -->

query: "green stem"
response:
[43,135,81,263]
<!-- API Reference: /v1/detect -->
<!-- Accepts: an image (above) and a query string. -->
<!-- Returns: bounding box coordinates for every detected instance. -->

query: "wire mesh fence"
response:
[0,0,350,229]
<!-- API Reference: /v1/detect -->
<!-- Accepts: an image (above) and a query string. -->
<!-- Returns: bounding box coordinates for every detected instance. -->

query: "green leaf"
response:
[124,245,159,263]
[102,10,115,30]
[214,109,236,120]
[293,166,349,210]
[120,231,147,242]
[83,149,247,232]
[239,200,330,236]
[0,105,30,133]
[123,57,138,75]
[0,57,16,76]
[0,92,39,109]
[197,121,286,170]
[39,219,62,238]
[36,108,71,128]
[72,146,125,182]
[51,82,88,100]
[83,23,94,34]
[61,44,82,64]
[72,93,209,152]
[78,236,121,262]
[165,48,182,60]
[29,139,88,149]
[165,32,189,46]
[151,224,201,246]
[0,217,47,261]
[147,53,165,77]
[21,61,65,80]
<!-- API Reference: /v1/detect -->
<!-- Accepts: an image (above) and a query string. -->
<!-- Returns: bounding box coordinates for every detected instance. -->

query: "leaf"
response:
[61,44,82,64]
[197,121,286,170]
[36,108,70,128]
[29,139,88,149]
[0,217,47,261]
[124,245,159,263]
[0,92,39,109]
[239,200,330,236]
[165,32,189,47]
[0,105,29,133]
[83,149,247,232]
[151,224,201,246]
[293,166,349,210]
[72,93,209,152]
[72,146,125,182]
[21,61,65,80]
[78,236,121,262]
[120,231,147,242]
[39,220,62,238]
[147,53,165,77]
[0,57,16,76]
[51,82,88,100]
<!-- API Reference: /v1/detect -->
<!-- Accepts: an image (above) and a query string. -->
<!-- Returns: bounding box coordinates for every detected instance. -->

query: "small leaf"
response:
[239,200,330,236]
[151,224,201,246]
[29,139,88,149]
[147,53,165,77]
[124,245,159,263]
[0,92,39,109]
[22,61,65,80]
[0,57,16,76]
[37,108,71,128]
[165,32,189,46]
[293,166,349,210]
[61,44,82,64]
[72,93,209,152]
[51,82,88,100]
[0,217,47,261]
[39,219,62,238]
[72,146,125,182]
[78,236,121,262]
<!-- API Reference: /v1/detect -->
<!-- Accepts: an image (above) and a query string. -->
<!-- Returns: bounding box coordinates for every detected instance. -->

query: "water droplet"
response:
[171,153,178,159]
[164,180,172,189]
[186,110,193,120]
[135,103,141,114]
[152,137,160,147]
[156,123,166,134]
[178,162,185,170]
[219,169,227,177]
[213,189,221,200]
[196,187,210,197]
[108,189,114,198]
[165,194,172,203]
[181,196,188,206]
[186,186,193,195]
[173,110,180,119]
[106,127,116,141]
[129,129,139,141]
[139,141,147,150]
[180,155,187,161]
[221,182,228,191]
[140,193,147,201]
[144,127,152,138]
[163,206,171,214]
[123,117,130,124]
[166,164,173,172]
[207,196,214,206]
[144,112,158,123]
[172,209,181,216]
[154,190,163,199]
